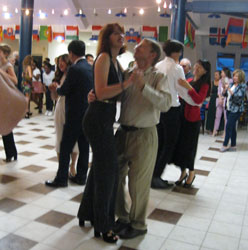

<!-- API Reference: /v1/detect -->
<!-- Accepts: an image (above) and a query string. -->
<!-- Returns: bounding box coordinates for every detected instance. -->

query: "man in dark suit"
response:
[46,40,93,187]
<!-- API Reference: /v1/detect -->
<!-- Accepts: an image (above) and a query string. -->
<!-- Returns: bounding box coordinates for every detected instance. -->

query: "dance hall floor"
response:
[0,113,248,250]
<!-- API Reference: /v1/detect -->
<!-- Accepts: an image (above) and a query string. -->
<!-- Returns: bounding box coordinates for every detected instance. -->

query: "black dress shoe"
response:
[113,219,129,234]
[118,225,147,239]
[69,175,86,185]
[45,179,67,188]
[151,177,174,189]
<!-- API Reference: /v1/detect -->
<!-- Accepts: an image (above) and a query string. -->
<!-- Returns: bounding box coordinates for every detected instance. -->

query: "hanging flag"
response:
[0,26,3,42]
[53,25,65,42]
[142,26,157,40]
[125,26,141,43]
[184,20,195,49]
[209,27,226,47]
[159,26,168,42]
[225,17,243,46]
[242,20,248,48]
[90,25,102,40]
[65,26,79,40]
[40,26,52,42]
[3,26,15,40]
[33,25,39,41]
[15,25,20,39]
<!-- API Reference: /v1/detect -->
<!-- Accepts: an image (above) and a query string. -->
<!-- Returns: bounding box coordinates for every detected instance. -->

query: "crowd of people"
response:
[0,22,248,244]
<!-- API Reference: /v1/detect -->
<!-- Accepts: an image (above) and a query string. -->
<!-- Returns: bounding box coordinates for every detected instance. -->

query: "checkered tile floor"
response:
[0,112,248,250]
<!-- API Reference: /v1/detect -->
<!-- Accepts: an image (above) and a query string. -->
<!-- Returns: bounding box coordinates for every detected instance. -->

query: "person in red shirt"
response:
[171,59,211,188]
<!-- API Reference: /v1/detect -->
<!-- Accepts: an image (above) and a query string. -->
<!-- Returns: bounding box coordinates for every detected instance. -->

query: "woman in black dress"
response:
[77,23,133,243]
[172,60,211,188]
[206,70,223,133]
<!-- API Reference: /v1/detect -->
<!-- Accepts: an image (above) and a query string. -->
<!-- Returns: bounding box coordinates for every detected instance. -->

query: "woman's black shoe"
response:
[175,174,188,186]
[184,175,196,188]
[94,230,118,243]
[4,155,17,163]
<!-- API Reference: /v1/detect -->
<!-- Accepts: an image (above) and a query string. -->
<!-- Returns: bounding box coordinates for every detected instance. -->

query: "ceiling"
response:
[0,0,246,31]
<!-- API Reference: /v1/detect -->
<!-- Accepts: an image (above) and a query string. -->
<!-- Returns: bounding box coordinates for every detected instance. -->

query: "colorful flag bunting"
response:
[3,26,15,40]
[0,26,3,42]
[33,25,39,41]
[142,26,157,40]
[40,26,52,42]
[53,25,65,42]
[158,26,168,42]
[125,26,141,43]
[242,20,248,48]
[184,20,195,49]
[15,25,20,39]
[209,27,226,47]
[225,17,243,46]
[90,25,102,40]
[65,26,79,40]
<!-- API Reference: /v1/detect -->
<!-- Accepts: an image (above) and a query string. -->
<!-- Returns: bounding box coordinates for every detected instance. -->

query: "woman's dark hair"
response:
[96,23,126,56]
[215,70,221,78]
[222,67,232,78]
[53,54,71,84]
[163,39,184,57]
[192,59,211,97]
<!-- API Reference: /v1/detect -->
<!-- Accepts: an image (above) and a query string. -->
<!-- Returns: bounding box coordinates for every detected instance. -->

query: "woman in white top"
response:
[0,44,18,162]
[50,54,78,177]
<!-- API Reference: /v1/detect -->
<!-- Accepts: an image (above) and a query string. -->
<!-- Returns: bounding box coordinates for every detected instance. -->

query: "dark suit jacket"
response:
[57,59,93,125]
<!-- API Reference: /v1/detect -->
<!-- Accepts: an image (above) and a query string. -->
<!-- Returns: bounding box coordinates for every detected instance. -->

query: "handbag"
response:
[32,81,44,94]
[0,72,27,135]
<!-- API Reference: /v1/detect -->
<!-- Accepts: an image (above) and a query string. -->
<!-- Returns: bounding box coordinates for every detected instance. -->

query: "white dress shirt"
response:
[156,57,199,106]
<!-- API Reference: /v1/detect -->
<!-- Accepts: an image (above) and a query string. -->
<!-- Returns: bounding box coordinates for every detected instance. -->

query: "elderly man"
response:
[180,58,194,80]
[114,39,172,239]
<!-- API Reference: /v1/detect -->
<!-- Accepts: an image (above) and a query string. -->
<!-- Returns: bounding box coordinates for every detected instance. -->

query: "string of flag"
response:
[0,25,169,43]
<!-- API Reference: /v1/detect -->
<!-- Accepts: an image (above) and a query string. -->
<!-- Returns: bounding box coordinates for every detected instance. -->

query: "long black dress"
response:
[206,84,224,132]
[77,56,123,233]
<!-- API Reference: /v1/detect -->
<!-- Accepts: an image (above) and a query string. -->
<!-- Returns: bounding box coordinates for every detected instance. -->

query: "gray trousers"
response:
[115,126,158,230]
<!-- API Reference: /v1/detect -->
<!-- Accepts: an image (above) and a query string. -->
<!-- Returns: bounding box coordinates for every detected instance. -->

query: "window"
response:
[216,53,235,72]
[240,54,248,82]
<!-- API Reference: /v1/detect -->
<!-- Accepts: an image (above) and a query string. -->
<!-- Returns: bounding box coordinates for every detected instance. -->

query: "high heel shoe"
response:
[94,230,118,243]
[184,175,196,188]
[4,155,17,163]
[175,174,188,186]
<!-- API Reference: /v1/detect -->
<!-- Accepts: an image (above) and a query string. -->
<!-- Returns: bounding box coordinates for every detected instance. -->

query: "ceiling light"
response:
[139,8,144,15]
[163,2,167,8]
[25,9,29,15]
[156,0,162,4]
[64,9,68,15]
[3,12,11,19]
[52,9,55,14]
[157,6,161,12]
[15,8,18,14]
[3,6,7,12]
[108,8,111,14]
[169,2,172,9]
[124,8,127,13]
